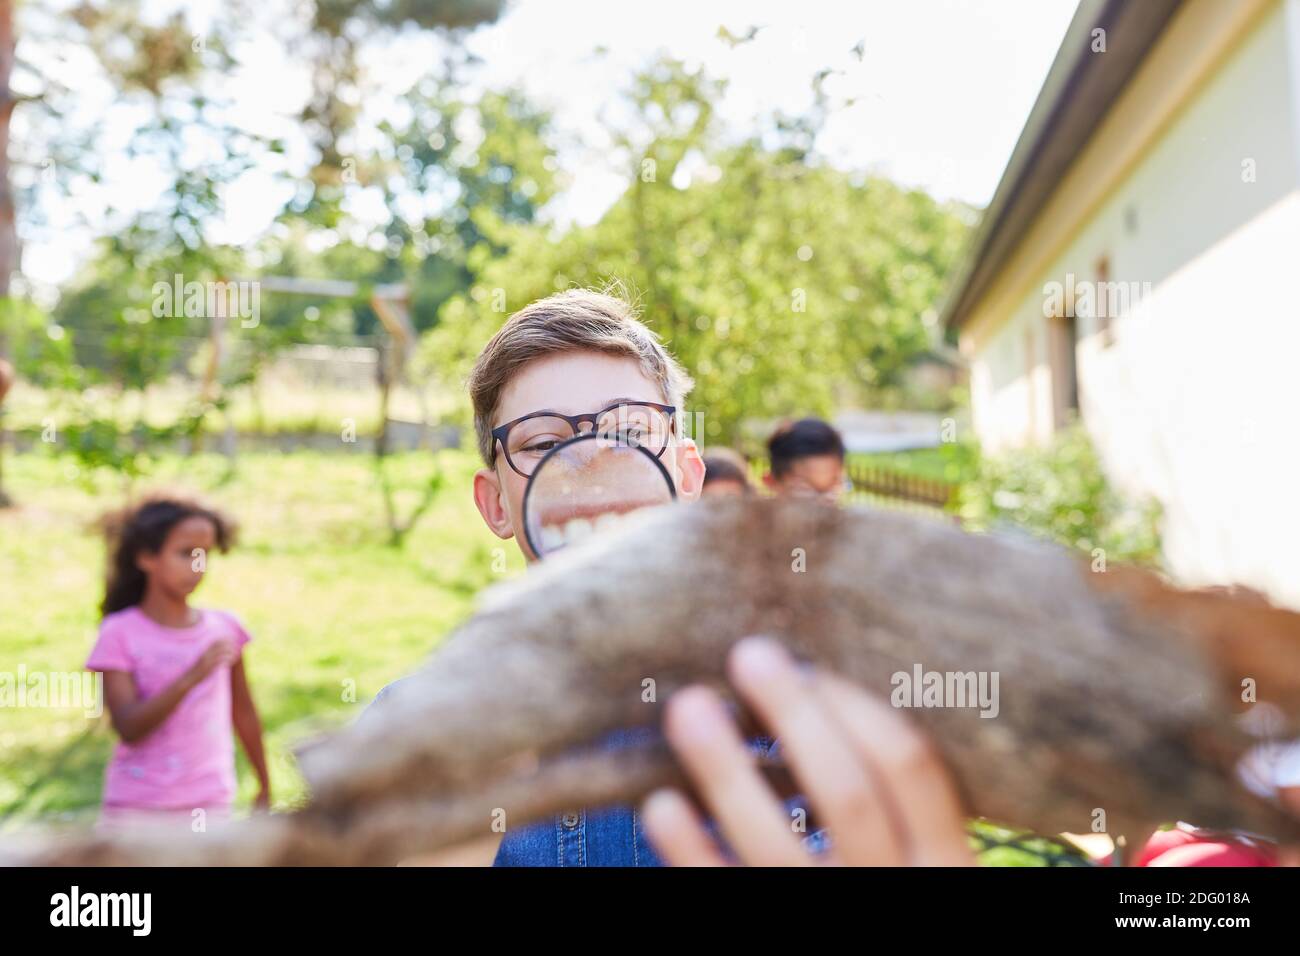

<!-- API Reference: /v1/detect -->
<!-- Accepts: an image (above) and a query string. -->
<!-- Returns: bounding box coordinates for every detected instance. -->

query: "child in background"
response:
[764,417,849,502]
[700,447,754,498]
[87,496,269,829]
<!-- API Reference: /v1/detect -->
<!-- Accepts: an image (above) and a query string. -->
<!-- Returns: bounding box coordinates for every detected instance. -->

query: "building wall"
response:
[966,0,1300,606]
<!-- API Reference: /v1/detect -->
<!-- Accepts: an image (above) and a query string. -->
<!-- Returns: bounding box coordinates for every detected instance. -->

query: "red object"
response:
[1135,826,1276,867]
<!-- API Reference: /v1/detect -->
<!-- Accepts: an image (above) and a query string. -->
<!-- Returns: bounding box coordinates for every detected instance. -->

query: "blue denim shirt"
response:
[366,682,830,866]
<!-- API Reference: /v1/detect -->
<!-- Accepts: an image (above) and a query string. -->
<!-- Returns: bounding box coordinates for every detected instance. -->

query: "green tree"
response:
[429,57,970,447]
[293,0,506,227]
[0,0,218,501]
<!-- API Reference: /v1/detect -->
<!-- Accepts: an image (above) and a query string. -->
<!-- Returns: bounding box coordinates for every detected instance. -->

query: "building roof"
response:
[940,0,1185,333]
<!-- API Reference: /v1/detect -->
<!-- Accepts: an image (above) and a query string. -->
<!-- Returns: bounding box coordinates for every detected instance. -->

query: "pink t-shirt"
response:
[86,606,251,811]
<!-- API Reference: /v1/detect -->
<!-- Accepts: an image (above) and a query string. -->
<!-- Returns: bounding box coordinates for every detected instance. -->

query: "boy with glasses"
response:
[368,289,971,867]
[374,288,704,865]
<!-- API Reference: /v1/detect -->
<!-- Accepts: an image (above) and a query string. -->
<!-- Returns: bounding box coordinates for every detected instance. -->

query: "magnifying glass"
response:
[522,431,677,559]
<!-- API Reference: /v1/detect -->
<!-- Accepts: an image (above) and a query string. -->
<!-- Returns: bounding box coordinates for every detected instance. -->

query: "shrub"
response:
[955,425,1163,568]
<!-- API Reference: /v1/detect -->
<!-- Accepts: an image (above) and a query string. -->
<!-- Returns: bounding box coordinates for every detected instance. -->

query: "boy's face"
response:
[473,351,705,562]
[766,454,848,503]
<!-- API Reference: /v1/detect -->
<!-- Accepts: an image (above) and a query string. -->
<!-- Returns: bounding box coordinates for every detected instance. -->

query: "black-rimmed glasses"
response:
[491,401,677,478]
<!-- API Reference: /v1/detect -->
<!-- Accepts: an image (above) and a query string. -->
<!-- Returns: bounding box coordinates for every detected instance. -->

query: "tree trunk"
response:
[0,0,17,507]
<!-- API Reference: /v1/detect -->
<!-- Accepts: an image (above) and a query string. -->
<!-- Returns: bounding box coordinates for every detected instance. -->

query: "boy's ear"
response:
[473,468,515,540]
[674,437,707,501]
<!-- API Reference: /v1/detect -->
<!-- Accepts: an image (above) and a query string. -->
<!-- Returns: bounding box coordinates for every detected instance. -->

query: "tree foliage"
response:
[429,58,970,446]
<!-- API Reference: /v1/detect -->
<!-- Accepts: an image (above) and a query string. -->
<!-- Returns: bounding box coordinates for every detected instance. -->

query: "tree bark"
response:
[0,0,17,506]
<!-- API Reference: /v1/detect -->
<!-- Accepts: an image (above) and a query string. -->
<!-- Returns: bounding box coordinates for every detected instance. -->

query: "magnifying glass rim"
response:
[521,430,678,559]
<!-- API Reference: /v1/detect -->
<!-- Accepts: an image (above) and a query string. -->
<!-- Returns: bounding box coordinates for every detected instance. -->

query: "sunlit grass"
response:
[0,448,516,824]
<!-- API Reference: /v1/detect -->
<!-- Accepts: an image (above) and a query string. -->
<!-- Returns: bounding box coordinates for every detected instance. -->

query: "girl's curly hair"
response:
[99,494,237,618]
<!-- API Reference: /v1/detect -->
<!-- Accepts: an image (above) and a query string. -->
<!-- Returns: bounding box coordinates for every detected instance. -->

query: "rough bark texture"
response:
[15,498,1300,865]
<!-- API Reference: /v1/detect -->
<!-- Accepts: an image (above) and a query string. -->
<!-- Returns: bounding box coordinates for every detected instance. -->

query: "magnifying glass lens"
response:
[523,433,676,558]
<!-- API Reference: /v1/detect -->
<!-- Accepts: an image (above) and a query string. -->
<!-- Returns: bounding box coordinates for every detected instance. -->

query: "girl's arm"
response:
[100,638,237,743]
[231,658,271,808]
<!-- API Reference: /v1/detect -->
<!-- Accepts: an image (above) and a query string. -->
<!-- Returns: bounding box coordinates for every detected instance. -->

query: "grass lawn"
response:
[848,444,979,485]
[0,447,518,825]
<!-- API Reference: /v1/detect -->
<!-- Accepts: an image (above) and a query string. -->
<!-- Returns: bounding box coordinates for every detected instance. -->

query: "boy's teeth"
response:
[563,517,594,543]
[543,512,629,548]
[542,512,628,551]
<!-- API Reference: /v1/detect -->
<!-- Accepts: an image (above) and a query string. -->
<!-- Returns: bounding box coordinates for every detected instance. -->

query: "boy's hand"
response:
[642,636,975,866]
[186,638,238,685]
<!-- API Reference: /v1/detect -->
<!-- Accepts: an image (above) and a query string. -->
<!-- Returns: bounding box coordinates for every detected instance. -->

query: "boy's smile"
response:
[473,351,705,561]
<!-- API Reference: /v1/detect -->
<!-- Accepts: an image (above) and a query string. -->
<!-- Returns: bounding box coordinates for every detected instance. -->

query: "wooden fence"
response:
[845,460,956,511]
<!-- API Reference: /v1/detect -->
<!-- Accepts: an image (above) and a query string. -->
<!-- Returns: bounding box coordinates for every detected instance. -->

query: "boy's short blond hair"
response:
[468,288,694,466]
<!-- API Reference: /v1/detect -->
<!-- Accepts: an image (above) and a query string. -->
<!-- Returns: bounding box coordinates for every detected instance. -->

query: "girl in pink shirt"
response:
[86,496,269,828]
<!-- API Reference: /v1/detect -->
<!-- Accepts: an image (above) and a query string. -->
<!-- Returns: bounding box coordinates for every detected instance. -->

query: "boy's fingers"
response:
[663,685,809,866]
[640,789,731,867]
[727,637,904,866]
[818,671,975,866]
